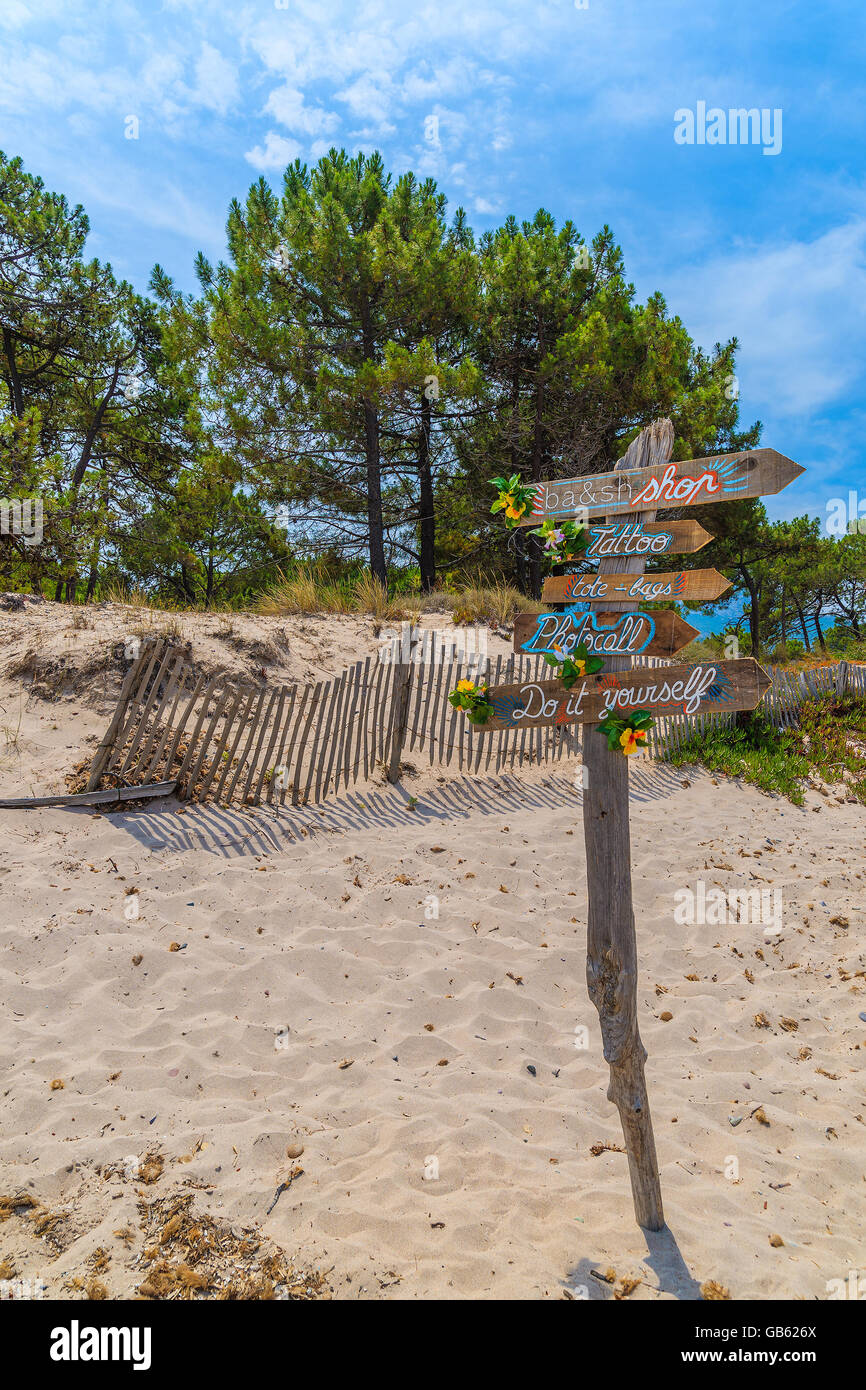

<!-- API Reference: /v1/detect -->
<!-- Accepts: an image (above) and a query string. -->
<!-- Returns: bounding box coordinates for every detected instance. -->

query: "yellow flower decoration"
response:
[505,500,526,520]
[456,679,476,694]
[619,727,648,756]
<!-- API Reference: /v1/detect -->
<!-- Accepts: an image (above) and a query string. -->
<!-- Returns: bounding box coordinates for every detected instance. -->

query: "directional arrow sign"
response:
[519,448,803,525]
[480,658,771,732]
[542,568,732,605]
[514,608,700,660]
[584,519,713,559]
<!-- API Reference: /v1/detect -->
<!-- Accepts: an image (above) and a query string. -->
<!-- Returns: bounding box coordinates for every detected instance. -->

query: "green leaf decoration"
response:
[595,709,656,755]
[449,681,493,726]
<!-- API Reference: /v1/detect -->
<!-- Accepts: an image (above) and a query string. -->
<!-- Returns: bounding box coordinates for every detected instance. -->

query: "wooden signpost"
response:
[542,568,732,605]
[513,608,700,661]
[478,421,803,1232]
[584,519,713,559]
[483,657,770,730]
[520,447,804,525]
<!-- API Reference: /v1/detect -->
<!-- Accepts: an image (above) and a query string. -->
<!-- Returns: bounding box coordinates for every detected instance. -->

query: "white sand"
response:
[0,602,864,1299]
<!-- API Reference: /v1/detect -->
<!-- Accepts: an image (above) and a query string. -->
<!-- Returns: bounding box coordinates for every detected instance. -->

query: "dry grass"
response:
[103,583,182,612]
[438,578,536,627]
[256,569,532,627]
[256,567,408,620]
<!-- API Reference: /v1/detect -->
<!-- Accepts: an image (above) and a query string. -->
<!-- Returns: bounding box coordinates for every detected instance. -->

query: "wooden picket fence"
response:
[86,638,864,806]
[646,658,865,757]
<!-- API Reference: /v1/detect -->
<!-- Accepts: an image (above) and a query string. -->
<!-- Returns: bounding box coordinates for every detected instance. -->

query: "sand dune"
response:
[0,604,864,1299]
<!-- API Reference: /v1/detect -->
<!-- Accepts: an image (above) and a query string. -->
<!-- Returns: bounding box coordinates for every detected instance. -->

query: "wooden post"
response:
[386,627,417,783]
[387,659,414,782]
[581,420,671,1231]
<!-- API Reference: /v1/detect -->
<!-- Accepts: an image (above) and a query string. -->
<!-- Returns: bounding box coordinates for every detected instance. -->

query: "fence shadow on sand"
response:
[112,760,687,860]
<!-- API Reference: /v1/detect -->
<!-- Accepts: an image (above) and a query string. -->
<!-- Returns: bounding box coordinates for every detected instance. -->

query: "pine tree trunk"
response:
[418,392,435,591]
[363,399,387,587]
[794,598,811,650]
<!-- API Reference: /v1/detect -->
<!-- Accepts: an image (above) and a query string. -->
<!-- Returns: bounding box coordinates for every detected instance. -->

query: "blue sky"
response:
[1,0,864,619]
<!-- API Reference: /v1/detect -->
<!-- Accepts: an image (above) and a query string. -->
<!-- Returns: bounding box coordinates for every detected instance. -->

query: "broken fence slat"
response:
[0,782,177,809]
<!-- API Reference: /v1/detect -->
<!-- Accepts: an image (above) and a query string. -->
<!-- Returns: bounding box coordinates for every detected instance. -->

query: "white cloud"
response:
[244,130,302,171]
[664,219,866,418]
[265,83,338,137]
[192,42,239,116]
[335,73,395,128]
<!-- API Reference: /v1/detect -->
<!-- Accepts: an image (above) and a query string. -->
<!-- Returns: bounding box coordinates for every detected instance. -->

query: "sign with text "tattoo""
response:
[520,448,803,524]
[542,568,732,604]
[584,519,713,559]
[514,608,699,660]
[481,659,769,731]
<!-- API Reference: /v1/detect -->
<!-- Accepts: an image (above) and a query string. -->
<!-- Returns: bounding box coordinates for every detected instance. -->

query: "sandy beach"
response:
[0,603,863,1300]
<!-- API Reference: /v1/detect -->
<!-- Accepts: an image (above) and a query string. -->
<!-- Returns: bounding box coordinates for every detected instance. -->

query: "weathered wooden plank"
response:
[142,660,193,782]
[160,672,207,786]
[108,640,168,778]
[253,687,287,806]
[224,684,269,803]
[486,656,503,771]
[514,608,699,660]
[387,661,413,783]
[364,658,383,778]
[279,683,311,805]
[133,651,186,776]
[86,642,157,790]
[542,567,732,604]
[239,688,279,805]
[115,644,174,780]
[184,684,237,798]
[0,781,177,809]
[213,685,260,802]
[318,670,347,800]
[175,678,222,796]
[199,683,252,803]
[335,662,361,792]
[301,681,330,805]
[520,447,803,525]
[343,658,367,787]
[263,684,298,804]
[439,657,457,768]
[482,657,771,732]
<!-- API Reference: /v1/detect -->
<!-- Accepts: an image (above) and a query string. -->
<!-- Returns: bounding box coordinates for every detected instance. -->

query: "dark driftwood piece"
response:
[0,782,176,809]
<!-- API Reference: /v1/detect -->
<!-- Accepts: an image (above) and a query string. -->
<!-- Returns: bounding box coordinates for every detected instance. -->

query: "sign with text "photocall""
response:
[520,448,803,525]
[513,608,700,660]
[481,658,771,732]
[542,568,732,604]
